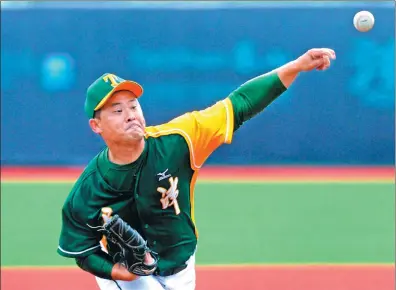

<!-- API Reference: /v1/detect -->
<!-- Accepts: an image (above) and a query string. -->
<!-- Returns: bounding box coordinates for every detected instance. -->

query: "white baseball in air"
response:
[353,11,375,32]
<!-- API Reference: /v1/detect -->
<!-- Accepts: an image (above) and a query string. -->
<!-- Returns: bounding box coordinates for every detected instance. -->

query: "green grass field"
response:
[2,182,394,266]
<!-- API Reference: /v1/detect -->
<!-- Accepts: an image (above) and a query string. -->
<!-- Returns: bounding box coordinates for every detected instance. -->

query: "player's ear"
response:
[89,118,103,134]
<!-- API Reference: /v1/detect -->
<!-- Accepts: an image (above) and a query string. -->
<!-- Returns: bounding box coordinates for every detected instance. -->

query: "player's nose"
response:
[125,111,137,122]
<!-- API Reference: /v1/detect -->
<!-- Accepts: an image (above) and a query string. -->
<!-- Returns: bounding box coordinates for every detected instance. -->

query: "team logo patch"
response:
[157,176,180,215]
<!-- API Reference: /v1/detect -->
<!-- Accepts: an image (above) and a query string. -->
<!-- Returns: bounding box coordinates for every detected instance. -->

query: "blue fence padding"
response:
[1,3,394,165]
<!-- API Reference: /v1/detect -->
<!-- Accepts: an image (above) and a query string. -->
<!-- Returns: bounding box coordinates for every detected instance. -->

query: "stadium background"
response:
[1,1,394,290]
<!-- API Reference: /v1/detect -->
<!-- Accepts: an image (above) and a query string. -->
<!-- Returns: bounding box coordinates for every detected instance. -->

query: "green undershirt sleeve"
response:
[75,250,114,280]
[229,72,287,131]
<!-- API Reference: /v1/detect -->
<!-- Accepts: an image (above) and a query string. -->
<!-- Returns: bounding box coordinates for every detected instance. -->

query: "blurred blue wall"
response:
[1,2,394,165]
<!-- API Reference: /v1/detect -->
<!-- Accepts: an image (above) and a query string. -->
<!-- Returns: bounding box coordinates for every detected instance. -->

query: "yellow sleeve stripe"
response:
[222,98,234,144]
[189,170,200,237]
[145,128,201,170]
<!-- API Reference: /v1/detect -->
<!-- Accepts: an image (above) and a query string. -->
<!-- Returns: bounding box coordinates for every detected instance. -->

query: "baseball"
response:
[353,11,375,32]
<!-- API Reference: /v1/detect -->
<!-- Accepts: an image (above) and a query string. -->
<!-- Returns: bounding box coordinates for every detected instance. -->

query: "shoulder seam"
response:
[221,99,230,143]
[146,128,200,170]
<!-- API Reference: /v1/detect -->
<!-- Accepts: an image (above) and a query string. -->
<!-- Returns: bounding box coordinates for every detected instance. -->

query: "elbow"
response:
[75,257,88,272]
[75,256,112,280]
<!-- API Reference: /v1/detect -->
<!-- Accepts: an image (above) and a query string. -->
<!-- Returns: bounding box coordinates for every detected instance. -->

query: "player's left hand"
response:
[295,48,336,72]
[100,214,159,276]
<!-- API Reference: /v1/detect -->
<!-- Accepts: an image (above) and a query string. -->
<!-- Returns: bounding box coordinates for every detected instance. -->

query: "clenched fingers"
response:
[317,55,331,71]
[309,48,336,60]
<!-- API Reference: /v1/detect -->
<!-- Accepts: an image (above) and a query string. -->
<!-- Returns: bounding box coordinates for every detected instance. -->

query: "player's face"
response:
[91,90,146,143]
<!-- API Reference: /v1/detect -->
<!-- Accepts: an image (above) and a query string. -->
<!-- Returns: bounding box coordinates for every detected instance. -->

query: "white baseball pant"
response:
[95,253,196,290]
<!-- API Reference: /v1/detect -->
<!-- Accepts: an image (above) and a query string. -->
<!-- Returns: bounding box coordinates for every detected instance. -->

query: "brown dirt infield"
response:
[2,265,394,290]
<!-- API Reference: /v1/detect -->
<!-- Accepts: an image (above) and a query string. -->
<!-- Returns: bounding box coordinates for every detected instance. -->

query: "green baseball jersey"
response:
[57,98,234,273]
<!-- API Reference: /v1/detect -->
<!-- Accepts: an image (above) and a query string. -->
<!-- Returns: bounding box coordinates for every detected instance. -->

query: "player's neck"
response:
[107,139,145,165]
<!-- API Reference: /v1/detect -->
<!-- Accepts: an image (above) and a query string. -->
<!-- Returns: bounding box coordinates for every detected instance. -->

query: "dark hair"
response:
[93,109,101,119]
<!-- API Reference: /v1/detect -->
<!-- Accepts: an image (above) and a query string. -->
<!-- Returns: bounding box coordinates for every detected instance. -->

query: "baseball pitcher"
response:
[57,48,335,289]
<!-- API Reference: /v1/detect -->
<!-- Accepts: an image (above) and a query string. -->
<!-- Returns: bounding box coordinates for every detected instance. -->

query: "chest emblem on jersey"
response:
[157,176,181,215]
[157,168,171,181]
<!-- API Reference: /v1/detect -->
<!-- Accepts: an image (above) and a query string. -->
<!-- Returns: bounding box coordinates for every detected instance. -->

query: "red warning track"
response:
[2,265,394,290]
[1,166,394,182]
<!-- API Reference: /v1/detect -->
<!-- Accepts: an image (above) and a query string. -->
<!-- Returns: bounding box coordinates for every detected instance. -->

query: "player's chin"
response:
[127,130,145,141]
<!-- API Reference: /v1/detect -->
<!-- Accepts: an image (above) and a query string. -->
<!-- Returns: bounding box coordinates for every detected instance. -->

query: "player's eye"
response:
[113,109,122,113]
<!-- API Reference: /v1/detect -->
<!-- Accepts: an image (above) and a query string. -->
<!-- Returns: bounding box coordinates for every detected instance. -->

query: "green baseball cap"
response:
[84,73,144,118]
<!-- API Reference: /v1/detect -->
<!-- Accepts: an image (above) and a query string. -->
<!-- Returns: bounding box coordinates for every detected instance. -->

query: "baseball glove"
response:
[99,214,158,276]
